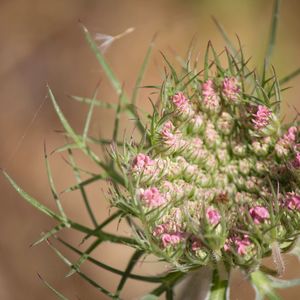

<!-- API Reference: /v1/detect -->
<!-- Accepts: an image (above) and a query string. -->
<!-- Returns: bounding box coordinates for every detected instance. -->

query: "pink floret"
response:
[161,232,184,248]
[172,92,188,110]
[234,235,251,255]
[252,105,272,130]
[132,153,154,172]
[285,193,300,211]
[292,152,300,168]
[206,207,221,225]
[222,77,240,102]
[139,187,166,208]
[249,206,270,224]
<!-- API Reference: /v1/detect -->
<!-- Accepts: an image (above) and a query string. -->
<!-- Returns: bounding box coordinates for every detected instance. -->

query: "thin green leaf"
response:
[37,273,69,300]
[44,143,68,223]
[116,250,144,295]
[47,240,116,298]
[265,0,281,68]
[67,238,102,277]
[112,90,123,143]
[48,86,83,148]
[250,271,281,300]
[57,237,162,283]
[2,170,136,245]
[67,148,98,227]
[131,35,156,106]
[70,95,117,110]
[31,223,66,247]
[81,24,123,96]
[62,174,107,194]
[270,276,300,289]
[81,210,122,243]
[82,87,99,143]
[141,295,158,300]
[279,68,300,85]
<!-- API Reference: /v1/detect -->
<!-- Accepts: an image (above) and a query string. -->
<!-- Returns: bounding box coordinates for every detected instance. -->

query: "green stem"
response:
[208,267,230,300]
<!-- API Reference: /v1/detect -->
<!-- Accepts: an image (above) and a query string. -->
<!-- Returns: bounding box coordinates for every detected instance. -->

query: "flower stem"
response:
[208,265,230,300]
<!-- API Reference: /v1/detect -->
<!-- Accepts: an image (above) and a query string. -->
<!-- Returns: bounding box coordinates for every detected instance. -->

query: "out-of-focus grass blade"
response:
[67,148,98,227]
[47,240,116,298]
[57,237,161,283]
[160,51,179,84]
[37,273,69,300]
[115,250,144,296]
[131,35,156,106]
[265,0,281,68]
[44,143,68,224]
[279,68,300,85]
[212,16,238,57]
[270,276,300,289]
[70,95,117,109]
[141,295,158,300]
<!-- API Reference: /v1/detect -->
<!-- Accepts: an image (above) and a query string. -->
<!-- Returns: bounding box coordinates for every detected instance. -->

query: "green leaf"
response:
[82,87,99,143]
[131,35,156,106]
[250,271,281,300]
[57,237,162,283]
[70,95,117,110]
[2,170,136,246]
[115,250,144,295]
[279,68,300,85]
[140,295,158,300]
[47,239,116,298]
[37,273,69,300]
[31,223,66,247]
[265,0,281,68]
[270,277,300,289]
[44,143,68,224]
[48,86,83,148]
[67,148,98,227]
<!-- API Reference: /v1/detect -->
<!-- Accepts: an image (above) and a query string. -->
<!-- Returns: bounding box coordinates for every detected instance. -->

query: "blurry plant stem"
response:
[176,263,230,300]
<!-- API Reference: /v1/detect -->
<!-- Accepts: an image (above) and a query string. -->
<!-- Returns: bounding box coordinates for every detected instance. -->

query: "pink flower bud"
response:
[292,152,300,168]
[201,80,220,112]
[172,92,188,109]
[139,187,166,207]
[285,193,300,211]
[283,126,297,143]
[221,77,241,102]
[161,232,184,248]
[234,235,251,255]
[206,207,221,225]
[252,105,272,130]
[249,206,270,224]
[132,153,154,172]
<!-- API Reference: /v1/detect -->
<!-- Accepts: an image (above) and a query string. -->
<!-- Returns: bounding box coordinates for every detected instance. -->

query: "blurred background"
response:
[0,0,300,299]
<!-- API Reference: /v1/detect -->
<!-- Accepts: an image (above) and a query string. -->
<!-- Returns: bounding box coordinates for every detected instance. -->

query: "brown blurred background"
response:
[0,0,300,299]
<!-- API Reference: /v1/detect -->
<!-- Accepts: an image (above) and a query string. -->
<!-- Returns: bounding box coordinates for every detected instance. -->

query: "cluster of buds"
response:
[112,60,300,272]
